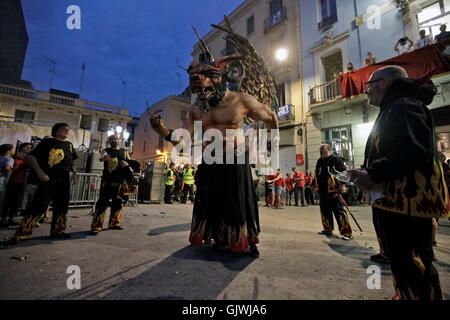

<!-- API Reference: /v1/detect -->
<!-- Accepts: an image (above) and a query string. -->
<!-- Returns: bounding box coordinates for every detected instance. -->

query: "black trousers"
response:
[304,186,315,205]
[372,208,389,258]
[2,182,26,222]
[373,207,443,300]
[91,178,122,231]
[182,184,194,203]
[294,186,305,206]
[319,194,352,236]
[164,184,174,204]
[173,182,182,201]
[15,172,70,238]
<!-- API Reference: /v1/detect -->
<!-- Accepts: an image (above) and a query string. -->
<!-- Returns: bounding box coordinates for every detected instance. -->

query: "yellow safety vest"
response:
[183,168,194,185]
[164,169,174,186]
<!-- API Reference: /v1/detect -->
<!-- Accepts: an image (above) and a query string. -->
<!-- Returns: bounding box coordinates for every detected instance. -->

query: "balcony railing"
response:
[0,85,38,99]
[264,7,287,34]
[309,78,341,106]
[0,83,128,115]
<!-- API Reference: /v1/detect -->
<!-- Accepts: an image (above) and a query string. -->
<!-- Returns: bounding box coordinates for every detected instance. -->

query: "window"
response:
[322,51,343,82]
[319,0,338,30]
[181,110,187,121]
[14,109,35,123]
[270,0,283,17]
[143,141,146,153]
[247,15,254,35]
[321,125,354,168]
[144,122,147,133]
[226,40,235,55]
[276,83,286,106]
[417,1,450,39]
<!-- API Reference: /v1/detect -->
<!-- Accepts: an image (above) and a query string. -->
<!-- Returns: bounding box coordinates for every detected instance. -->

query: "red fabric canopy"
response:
[339,40,450,99]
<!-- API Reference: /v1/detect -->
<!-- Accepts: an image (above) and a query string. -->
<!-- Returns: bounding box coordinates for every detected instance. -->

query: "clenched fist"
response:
[149,112,169,137]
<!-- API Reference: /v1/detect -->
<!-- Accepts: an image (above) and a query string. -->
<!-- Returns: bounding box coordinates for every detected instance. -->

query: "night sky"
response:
[21,0,245,117]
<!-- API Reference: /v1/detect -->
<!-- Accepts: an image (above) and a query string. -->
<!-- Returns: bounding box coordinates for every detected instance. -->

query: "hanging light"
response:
[123,130,130,141]
[115,124,123,134]
[107,128,115,137]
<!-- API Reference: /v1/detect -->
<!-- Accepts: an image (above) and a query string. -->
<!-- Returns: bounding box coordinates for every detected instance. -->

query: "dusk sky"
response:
[21,0,245,117]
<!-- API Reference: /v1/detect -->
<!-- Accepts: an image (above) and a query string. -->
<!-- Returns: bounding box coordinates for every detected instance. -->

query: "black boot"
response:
[249,244,259,258]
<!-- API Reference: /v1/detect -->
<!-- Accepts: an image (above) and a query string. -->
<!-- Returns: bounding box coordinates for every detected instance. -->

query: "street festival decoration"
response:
[209,16,281,158]
[210,16,280,123]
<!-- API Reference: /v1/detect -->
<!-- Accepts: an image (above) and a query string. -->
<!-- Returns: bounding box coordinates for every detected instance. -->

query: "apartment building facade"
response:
[300,0,450,171]
[0,83,132,150]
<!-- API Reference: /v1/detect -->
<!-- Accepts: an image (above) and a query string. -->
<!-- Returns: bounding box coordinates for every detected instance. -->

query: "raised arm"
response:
[407,38,413,47]
[394,39,400,52]
[242,93,278,129]
[149,101,202,147]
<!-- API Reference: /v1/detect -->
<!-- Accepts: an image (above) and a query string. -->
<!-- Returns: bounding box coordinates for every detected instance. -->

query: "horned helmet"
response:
[188,26,243,109]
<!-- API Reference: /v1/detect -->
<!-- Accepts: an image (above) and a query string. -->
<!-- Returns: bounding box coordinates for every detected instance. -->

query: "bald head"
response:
[372,66,408,82]
[365,66,408,107]
[320,144,331,159]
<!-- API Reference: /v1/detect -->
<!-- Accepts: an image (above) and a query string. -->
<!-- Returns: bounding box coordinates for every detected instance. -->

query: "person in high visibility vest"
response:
[181,164,195,204]
[164,163,175,204]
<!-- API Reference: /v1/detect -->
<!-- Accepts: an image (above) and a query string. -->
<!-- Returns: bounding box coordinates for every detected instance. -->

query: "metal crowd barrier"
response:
[123,174,140,207]
[69,173,102,208]
[68,173,140,209]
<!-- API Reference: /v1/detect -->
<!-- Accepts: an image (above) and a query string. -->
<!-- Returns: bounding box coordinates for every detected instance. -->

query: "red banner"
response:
[339,40,450,99]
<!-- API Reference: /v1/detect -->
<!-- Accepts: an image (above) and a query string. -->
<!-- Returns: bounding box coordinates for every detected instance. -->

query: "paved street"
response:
[0,202,449,300]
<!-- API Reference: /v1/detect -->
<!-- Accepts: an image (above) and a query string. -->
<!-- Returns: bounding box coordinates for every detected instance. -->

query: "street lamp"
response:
[275,47,288,62]
[107,127,115,137]
[123,130,130,141]
[156,149,167,163]
[115,124,123,134]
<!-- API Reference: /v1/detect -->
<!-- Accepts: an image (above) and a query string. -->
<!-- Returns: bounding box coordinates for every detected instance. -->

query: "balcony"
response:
[0,83,129,115]
[264,7,287,34]
[277,104,295,126]
[308,79,341,107]
[308,41,450,111]
[318,14,338,31]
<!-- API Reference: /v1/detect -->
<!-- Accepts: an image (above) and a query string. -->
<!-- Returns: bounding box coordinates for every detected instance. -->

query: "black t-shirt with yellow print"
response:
[30,138,78,177]
[102,148,127,181]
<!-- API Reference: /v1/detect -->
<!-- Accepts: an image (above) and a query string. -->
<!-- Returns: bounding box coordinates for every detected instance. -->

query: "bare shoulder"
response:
[238,92,261,111]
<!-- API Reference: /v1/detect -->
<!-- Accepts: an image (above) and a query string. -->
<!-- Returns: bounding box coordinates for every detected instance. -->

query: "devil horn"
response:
[192,25,214,63]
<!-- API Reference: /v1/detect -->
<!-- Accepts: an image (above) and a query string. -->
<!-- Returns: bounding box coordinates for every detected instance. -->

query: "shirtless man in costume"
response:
[150,55,278,258]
